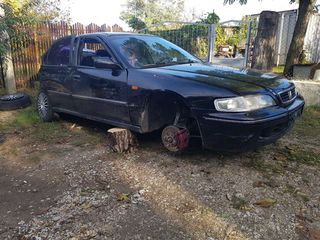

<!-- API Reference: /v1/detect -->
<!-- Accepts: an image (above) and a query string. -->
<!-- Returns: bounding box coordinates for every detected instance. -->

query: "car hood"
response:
[144,63,292,94]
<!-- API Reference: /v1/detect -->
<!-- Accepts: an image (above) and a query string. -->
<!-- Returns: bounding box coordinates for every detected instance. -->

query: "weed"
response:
[231,194,251,211]
[14,107,40,126]
[281,148,320,165]
[272,66,284,74]
[292,106,320,137]
[246,156,285,174]
[80,188,96,197]
[284,184,296,194]
[284,184,310,202]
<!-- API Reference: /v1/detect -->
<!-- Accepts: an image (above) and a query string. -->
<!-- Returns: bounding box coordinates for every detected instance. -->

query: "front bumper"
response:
[192,97,304,151]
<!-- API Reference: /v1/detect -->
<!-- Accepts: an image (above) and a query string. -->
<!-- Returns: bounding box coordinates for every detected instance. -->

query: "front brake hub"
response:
[161,125,189,152]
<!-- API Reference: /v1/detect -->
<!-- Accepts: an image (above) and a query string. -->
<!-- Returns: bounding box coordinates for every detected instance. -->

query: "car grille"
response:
[278,87,296,104]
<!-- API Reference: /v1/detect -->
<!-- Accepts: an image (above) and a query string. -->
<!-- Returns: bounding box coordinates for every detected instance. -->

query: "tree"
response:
[284,0,316,76]
[120,0,185,28]
[199,10,224,54]
[1,0,69,60]
[0,0,69,92]
[199,10,220,24]
[128,16,146,31]
[223,0,317,76]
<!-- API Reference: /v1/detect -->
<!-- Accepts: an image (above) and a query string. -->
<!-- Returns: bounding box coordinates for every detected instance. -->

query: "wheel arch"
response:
[139,90,192,133]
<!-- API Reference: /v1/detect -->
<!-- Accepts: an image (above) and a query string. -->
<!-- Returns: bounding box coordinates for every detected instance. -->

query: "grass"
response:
[275,106,320,166]
[292,106,320,137]
[0,91,104,148]
[282,148,320,165]
[14,106,40,126]
[272,66,284,74]
[0,88,6,96]
[0,106,40,132]
[244,106,320,172]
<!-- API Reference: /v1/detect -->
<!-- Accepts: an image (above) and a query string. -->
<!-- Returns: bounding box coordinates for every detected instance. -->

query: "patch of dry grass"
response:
[292,106,320,138]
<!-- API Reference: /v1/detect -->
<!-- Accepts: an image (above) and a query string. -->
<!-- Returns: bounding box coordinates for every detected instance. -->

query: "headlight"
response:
[214,95,276,112]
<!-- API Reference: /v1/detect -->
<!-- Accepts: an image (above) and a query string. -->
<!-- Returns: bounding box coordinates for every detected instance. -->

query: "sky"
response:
[65,0,319,29]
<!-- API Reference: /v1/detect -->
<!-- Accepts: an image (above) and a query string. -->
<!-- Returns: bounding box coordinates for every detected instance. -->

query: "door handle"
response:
[91,83,110,89]
[73,75,81,82]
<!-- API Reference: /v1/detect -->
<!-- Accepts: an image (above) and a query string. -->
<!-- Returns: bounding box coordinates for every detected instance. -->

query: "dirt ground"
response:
[0,104,319,240]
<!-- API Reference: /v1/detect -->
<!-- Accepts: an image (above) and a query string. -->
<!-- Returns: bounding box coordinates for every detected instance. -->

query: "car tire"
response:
[0,93,32,111]
[37,91,53,122]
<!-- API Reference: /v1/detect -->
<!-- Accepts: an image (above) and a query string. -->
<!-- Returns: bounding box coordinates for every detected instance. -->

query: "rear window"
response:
[46,37,72,66]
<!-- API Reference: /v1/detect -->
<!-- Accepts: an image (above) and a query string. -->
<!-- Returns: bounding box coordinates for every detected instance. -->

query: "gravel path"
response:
[0,111,319,240]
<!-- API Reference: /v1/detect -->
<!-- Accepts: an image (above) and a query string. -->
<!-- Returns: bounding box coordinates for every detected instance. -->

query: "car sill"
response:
[52,107,142,133]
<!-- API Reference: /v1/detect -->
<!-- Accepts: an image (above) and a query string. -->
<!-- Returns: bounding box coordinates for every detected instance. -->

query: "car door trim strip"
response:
[72,94,127,106]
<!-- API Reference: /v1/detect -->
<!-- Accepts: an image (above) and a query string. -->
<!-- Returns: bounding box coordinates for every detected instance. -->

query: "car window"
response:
[77,37,112,67]
[47,37,72,66]
[108,36,200,68]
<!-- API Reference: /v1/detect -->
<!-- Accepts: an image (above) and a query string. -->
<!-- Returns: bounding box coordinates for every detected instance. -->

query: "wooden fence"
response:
[2,22,124,89]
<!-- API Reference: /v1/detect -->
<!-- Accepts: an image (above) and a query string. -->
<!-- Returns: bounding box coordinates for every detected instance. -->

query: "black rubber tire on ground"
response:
[0,93,32,111]
[37,91,53,122]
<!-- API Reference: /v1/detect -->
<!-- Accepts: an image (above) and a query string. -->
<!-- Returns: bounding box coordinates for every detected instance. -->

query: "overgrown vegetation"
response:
[0,96,103,147]
[0,0,69,62]
[120,0,185,30]
[143,10,249,59]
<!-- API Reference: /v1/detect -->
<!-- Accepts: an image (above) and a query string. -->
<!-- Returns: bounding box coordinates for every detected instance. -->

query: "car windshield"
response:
[108,35,200,68]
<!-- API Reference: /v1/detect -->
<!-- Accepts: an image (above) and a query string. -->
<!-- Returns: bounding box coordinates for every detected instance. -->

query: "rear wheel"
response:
[161,125,189,153]
[37,91,53,122]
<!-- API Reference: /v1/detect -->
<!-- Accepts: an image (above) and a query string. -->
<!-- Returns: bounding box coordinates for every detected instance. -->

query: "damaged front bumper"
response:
[192,97,305,152]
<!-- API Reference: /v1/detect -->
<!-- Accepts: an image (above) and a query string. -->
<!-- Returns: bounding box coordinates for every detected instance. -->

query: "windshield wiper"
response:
[175,59,198,64]
[141,59,198,68]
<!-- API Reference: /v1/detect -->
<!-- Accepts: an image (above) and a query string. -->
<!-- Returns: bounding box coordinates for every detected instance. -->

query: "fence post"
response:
[33,30,40,71]
[207,24,215,63]
[0,0,17,94]
[244,21,252,68]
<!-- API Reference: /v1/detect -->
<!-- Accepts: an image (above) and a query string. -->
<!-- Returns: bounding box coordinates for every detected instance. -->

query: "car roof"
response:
[75,32,155,38]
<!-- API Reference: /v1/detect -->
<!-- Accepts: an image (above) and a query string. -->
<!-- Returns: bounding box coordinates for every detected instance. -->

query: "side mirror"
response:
[94,57,121,70]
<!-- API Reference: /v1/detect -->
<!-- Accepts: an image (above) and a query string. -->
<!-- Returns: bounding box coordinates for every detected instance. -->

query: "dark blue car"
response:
[37,33,304,152]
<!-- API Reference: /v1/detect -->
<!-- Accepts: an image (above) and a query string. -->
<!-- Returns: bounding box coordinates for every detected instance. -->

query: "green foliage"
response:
[142,9,219,59]
[293,106,320,137]
[0,0,70,62]
[199,10,220,24]
[145,25,209,60]
[215,25,227,49]
[14,106,40,126]
[128,16,146,31]
[272,65,285,74]
[215,16,249,54]
[120,0,185,28]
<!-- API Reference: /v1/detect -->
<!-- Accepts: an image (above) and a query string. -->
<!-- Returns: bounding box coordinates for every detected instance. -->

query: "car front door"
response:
[71,35,129,123]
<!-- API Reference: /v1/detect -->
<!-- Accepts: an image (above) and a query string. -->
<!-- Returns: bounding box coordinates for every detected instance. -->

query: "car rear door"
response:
[70,35,130,123]
[40,36,74,111]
